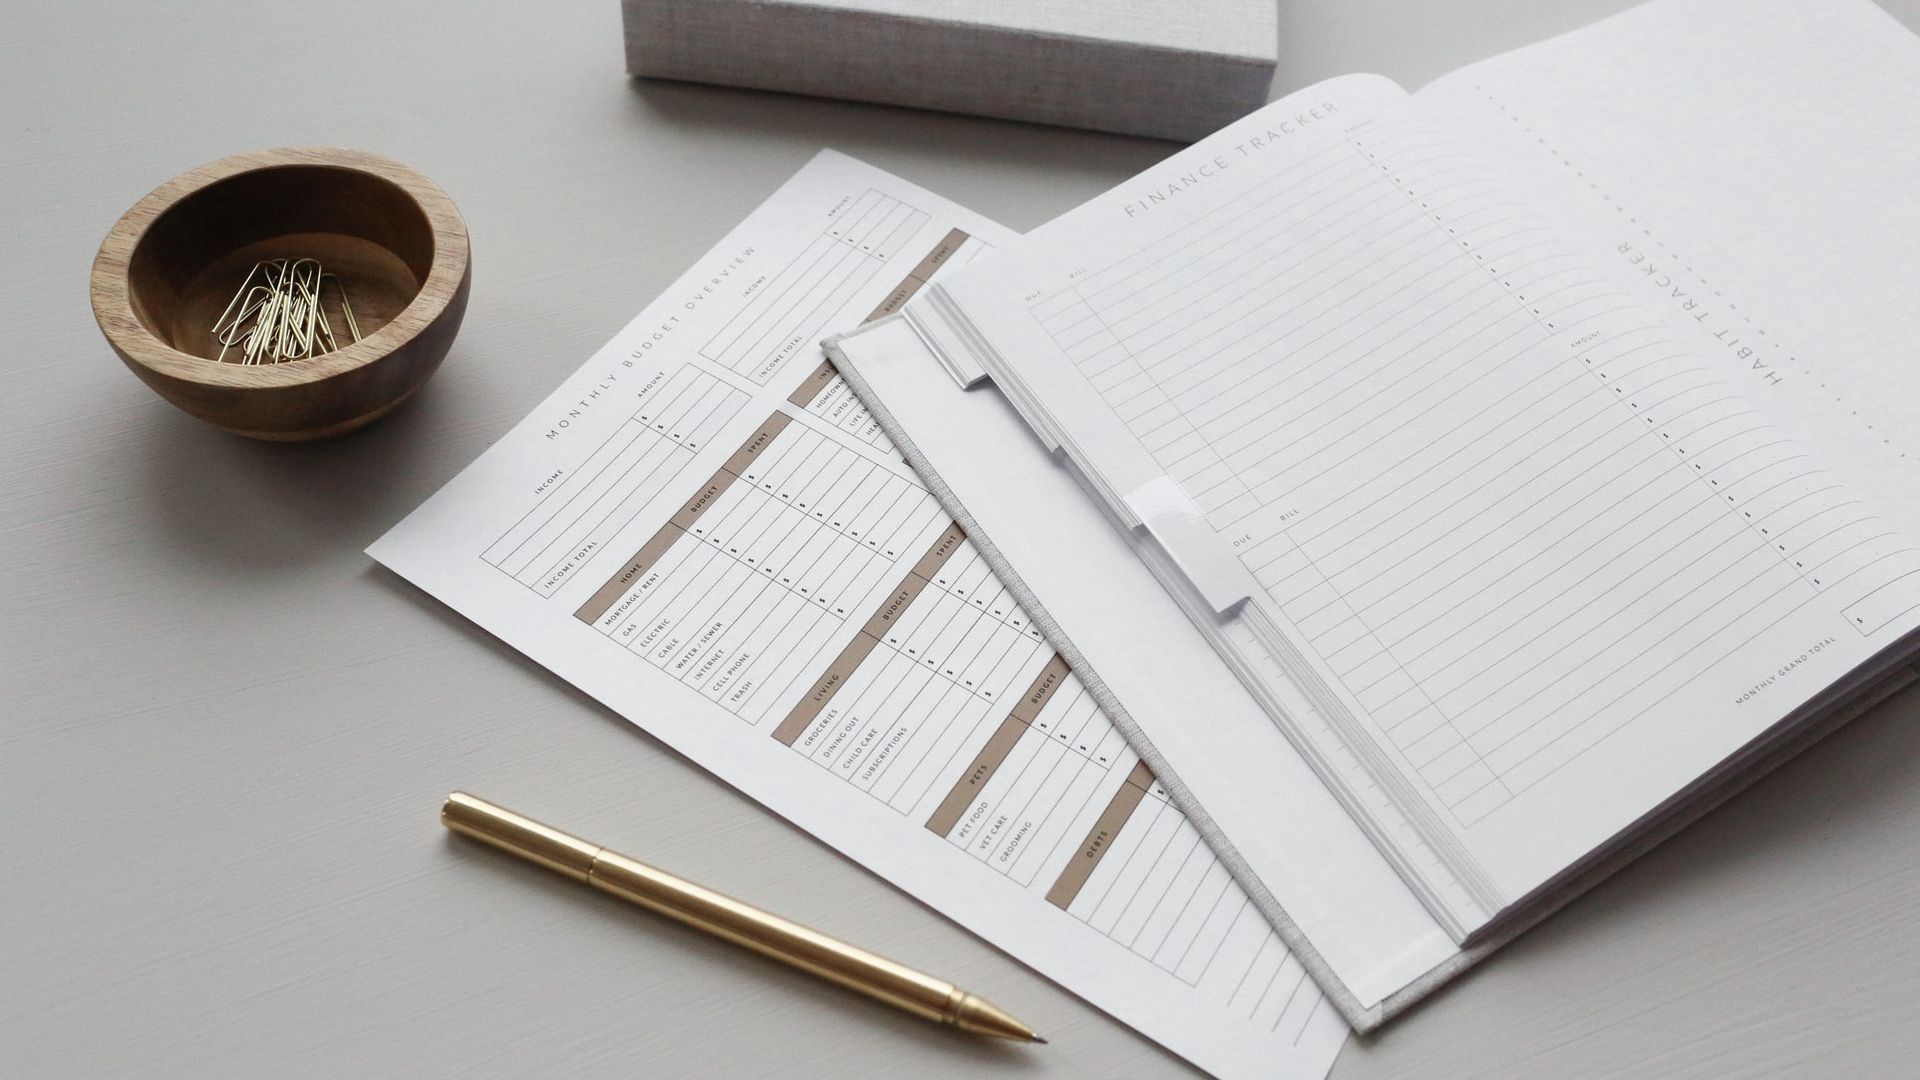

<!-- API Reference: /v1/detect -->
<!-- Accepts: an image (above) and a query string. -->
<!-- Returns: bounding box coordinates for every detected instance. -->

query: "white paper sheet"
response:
[1419,0,1920,536]
[369,150,1347,1080]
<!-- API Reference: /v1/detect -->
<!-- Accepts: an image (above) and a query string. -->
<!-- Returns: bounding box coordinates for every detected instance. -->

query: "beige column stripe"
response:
[770,522,968,746]
[573,412,792,623]
[1045,761,1155,910]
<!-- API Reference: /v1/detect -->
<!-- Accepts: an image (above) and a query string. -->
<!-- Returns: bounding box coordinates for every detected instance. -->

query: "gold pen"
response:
[441,792,1046,1044]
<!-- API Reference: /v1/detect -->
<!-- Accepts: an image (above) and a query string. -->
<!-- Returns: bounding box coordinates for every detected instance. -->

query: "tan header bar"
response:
[922,654,1070,836]
[909,523,967,583]
[786,359,838,408]
[574,411,794,626]
[858,579,932,641]
[862,228,971,323]
[1045,761,1155,910]
[719,411,792,476]
[923,714,1028,837]
[771,627,882,747]
[770,522,971,749]
[904,228,970,283]
[863,282,920,324]
[1009,655,1071,725]
[574,523,684,624]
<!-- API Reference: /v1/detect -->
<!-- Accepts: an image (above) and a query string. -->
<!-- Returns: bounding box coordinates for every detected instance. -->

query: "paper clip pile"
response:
[209,258,362,363]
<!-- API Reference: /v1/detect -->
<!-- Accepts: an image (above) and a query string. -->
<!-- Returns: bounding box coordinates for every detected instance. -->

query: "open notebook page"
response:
[925,70,1920,937]
[369,152,1347,1080]
[1419,0,1920,539]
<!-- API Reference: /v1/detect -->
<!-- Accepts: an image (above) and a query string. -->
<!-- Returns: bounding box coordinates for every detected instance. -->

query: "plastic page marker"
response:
[910,289,992,389]
[1122,476,1259,614]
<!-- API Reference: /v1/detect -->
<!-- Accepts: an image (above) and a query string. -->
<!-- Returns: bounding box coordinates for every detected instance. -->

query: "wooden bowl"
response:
[90,147,470,441]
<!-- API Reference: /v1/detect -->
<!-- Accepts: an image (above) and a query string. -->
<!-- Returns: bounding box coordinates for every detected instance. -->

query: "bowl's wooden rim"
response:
[88,146,470,389]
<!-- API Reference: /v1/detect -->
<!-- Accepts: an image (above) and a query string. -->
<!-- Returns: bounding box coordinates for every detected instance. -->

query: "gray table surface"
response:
[7,1,1920,1076]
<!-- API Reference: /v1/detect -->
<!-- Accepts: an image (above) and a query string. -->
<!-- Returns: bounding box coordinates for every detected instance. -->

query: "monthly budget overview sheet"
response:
[369,152,1348,1080]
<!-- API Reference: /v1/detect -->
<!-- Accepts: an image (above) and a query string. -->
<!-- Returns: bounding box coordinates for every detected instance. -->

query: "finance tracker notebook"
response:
[828,0,1920,1030]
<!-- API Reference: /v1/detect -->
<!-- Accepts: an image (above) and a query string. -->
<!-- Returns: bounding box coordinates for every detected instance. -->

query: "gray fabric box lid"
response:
[623,0,1279,141]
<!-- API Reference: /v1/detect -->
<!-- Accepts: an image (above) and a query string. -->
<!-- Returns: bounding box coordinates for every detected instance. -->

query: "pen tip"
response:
[1030,1035,1048,1045]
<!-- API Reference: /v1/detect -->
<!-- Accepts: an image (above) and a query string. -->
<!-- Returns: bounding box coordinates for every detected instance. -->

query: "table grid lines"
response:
[1026,114,1920,827]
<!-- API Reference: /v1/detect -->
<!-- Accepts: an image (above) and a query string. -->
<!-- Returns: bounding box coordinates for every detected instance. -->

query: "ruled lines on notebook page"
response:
[929,76,1920,935]
[1416,0,1920,532]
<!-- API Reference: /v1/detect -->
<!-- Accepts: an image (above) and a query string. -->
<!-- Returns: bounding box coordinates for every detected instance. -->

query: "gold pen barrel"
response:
[585,846,956,1024]
[443,791,600,883]
[441,793,1014,1034]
